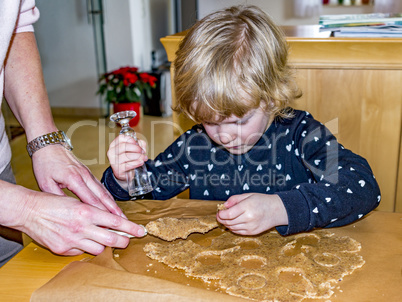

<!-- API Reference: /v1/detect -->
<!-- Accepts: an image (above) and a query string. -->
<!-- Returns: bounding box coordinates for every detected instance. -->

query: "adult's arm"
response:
[3,32,123,215]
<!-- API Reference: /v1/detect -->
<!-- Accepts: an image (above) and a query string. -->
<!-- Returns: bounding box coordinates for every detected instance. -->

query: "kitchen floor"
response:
[9,113,174,194]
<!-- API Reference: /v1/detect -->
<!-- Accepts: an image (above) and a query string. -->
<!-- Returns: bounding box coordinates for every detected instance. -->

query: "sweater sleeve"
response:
[15,0,40,33]
[101,166,153,201]
[276,112,381,235]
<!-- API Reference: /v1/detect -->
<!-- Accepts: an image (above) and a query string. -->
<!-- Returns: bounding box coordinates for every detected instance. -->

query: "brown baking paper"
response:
[31,199,402,302]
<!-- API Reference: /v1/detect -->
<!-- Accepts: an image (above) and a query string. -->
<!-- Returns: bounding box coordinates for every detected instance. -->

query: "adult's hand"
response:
[0,181,146,256]
[32,145,124,217]
[4,32,122,216]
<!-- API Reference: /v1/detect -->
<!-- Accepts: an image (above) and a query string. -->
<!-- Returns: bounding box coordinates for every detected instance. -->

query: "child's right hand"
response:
[216,193,288,236]
[107,135,148,181]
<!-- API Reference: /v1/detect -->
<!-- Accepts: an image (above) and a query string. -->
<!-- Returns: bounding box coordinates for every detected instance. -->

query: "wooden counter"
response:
[0,201,400,301]
[0,243,92,301]
[160,25,402,213]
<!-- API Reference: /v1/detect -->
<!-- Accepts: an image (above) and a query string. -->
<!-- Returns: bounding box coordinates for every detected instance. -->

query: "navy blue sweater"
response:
[102,110,380,235]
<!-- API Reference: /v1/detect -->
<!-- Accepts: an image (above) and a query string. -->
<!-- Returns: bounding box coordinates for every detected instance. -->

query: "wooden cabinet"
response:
[161,26,402,212]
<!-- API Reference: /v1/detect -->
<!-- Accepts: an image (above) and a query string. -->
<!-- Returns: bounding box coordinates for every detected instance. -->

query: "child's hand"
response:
[107,135,148,181]
[216,193,288,235]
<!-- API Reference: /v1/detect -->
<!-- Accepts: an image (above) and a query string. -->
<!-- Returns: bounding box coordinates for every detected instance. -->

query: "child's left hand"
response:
[107,135,148,182]
[216,193,288,235]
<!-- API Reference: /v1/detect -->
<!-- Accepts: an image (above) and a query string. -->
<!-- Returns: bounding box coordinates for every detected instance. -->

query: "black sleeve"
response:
[101,166,153,201]
[276,113,381,235]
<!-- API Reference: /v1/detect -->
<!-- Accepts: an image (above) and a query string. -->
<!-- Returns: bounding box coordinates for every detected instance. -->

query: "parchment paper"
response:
[31,199,402,301]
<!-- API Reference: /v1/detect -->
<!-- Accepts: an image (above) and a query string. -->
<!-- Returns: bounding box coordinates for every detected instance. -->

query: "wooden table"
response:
[0,243,92,301]
[0,204,400,301]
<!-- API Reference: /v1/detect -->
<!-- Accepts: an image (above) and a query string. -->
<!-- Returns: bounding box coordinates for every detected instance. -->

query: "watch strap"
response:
[26,130,73,157]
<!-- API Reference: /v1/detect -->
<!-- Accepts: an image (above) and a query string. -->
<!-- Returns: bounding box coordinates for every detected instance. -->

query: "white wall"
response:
[198,0,374,26]
[128,0,172,71]
[36,0,136,109]
[35,0,98,108]
[35,0,172,109]
[104,0,135,71]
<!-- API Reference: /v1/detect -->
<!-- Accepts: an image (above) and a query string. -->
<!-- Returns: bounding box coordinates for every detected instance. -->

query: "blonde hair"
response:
[174,5,301,123]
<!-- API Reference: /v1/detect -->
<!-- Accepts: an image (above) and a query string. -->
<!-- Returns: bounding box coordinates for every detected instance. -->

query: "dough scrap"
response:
[144,230,364,302]
[146,215,219,241]
[217,203,227,211]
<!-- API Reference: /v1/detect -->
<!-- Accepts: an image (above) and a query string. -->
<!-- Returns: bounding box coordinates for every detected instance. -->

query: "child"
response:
[102,5,380,236]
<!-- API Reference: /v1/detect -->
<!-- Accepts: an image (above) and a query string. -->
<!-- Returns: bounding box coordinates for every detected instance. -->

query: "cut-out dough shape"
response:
[145,215,219,241]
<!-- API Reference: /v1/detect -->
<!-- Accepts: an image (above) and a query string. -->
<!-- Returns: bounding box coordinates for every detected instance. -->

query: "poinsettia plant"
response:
[97,66,157,104]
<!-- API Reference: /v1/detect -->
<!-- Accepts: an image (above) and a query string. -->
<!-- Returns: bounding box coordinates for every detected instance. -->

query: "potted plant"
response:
[98,66,157,126]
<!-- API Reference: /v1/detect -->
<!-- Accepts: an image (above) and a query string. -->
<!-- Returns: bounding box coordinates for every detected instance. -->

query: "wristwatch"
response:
[26,130,73,157]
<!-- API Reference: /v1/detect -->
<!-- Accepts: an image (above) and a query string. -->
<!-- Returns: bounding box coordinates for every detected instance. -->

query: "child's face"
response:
[202,108,272,155]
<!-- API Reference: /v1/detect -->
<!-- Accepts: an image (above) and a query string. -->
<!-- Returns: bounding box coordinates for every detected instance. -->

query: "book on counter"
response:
[319,13,402,37]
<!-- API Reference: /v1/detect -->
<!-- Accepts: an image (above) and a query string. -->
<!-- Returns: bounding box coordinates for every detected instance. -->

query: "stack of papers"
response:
[319,13,402,37]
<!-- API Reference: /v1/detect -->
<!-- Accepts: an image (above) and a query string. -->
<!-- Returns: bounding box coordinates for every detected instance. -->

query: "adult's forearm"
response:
[0,180,33,231]
[4,32,57,142]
